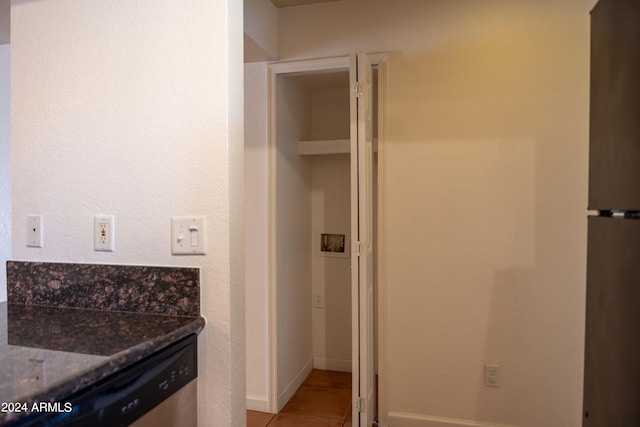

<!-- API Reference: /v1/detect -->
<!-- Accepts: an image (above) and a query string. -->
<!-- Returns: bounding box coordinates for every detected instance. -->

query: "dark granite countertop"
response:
[0,303,204,425]
[1,261,205,426]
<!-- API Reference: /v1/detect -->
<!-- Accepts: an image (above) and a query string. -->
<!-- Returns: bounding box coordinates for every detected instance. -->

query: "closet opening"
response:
[267,54,383,427]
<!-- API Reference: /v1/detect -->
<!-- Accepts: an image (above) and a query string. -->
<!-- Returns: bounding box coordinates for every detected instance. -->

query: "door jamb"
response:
[266,53,387,417]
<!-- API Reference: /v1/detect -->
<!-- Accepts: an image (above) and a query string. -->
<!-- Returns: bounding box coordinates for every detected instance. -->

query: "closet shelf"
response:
[298,139,350,155]
[298,138,378,155]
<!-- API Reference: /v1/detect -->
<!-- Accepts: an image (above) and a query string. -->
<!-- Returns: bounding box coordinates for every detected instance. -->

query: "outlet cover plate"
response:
[94,215,115,252]
[485,364,501,388]
[29,359,46,384]
[26,215,43,248]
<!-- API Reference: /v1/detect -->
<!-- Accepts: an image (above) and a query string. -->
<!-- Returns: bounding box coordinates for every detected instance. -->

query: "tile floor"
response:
[247,369,352,427]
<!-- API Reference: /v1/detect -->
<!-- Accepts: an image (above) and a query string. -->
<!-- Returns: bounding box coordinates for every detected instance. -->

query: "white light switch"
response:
[172,216,206,255]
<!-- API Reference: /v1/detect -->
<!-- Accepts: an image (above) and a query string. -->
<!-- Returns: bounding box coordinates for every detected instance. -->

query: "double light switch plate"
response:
[171,216,206,255]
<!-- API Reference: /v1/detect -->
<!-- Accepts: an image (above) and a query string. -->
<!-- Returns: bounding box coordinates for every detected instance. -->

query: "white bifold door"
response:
[267,52,380,427]
[350,52,376,427]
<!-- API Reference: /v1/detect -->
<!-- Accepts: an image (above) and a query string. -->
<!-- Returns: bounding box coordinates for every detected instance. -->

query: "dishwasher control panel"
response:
[23,334,198,427]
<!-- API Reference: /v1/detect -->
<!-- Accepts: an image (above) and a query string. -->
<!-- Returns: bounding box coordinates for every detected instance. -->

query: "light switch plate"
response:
[171,216,206,255]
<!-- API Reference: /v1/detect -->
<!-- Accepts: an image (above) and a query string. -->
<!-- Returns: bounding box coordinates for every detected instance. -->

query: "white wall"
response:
[244,0,278,62]
[244,1,592,426]
[10,1,245,425]
[0,44,9,302]
[311,154,352,371]
[274,74,313,410]
[243,0,278,409]
[244,62,270,411]
[310,83,352,371]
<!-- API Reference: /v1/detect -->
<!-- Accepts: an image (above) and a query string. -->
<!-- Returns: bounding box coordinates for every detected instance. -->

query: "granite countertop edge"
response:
[1,261,205,426]
[0,311,205,426]
[43,315,206,403]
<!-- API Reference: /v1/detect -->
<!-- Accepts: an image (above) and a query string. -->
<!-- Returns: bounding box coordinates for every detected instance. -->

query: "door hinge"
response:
[353,82,363,98]
[354,242,361,255]
[355,397,365,413]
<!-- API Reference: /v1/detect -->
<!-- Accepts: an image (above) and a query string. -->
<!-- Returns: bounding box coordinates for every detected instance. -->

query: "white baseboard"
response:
[246,396,270,413]
[388,411,518,427]
[313,357,352,372]
[277,359,313,412]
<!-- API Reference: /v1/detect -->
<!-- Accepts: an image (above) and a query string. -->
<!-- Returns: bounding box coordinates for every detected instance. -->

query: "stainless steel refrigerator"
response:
[583,0,640,425]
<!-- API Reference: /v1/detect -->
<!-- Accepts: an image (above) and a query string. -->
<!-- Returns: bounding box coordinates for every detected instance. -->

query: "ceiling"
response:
[270,0,342,8]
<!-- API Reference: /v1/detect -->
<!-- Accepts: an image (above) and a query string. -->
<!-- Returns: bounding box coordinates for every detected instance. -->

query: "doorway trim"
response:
[266,53,387,420]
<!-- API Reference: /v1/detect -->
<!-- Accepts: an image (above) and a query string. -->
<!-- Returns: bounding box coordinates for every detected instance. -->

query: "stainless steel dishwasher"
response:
[18,334,197,427]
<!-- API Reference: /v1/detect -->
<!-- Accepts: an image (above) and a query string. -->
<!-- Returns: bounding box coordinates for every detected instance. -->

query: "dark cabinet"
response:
[588,0,640,212]
[584,1,640,426]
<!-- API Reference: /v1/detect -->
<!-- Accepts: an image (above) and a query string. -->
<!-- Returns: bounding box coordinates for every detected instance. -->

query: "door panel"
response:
[588,0,640,211]
[350,52,376,427]
[584,216,640,426]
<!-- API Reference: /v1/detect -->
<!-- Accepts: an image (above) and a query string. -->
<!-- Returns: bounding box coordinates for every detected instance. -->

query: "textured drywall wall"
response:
[10,0,245,425]
[259,1,591,426]
[311,154,352,371]
[310,85,352,371]
[0,44,9,302]
[244,62,270,411]
[274,74,313,409]
[244,0,278,62]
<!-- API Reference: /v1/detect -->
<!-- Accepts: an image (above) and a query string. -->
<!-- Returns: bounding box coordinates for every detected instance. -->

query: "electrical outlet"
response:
[94,215,115,252]
[485,364,501,388]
